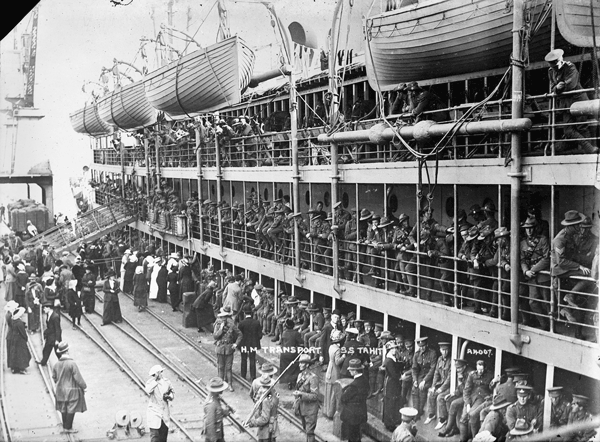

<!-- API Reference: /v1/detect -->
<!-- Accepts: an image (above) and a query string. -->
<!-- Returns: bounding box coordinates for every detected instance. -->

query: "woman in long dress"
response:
[178,258,194,300]
[324,329,346,419]
[7,307,31,374]
[102,270,122,325]
[4,300,19,365]
[382,341,404,431]
[122,255,137,294]
[156,260,168,303]
[167,264,180,312]
[148,257,160,300]
[25,275,42,333]
[192,280,216,332]
[132,266,148,311]
[279,318,304,389]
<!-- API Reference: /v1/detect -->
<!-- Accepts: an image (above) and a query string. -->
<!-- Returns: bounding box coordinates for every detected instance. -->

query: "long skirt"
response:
[195,305,215,329]
[323,382,337,418]
[27,307,40,332]
[4,282,16,302]
[279,352,300,385]
[383,379,403,430]
[82,290,95,314]
[7,323,31,372]
[102,295,123,325]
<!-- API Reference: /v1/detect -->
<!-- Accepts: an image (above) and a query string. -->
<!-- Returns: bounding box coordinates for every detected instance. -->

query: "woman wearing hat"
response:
[167,264,180,312]
[178,258,194,306]
[279,318,304,389]
[156,258,169,304]
[52,342,87,433]
[66,279,83,329]
[7,307,31,374]
[25,274,42,333]
[324,329,346,419]
[81,266,96,314]
[102,270,123,325]
[382,340,403,431]
[122,253,138,295]
[132,266,148,312]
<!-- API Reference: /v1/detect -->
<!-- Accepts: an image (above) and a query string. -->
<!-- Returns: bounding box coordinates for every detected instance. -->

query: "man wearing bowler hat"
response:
[38,301,62,366]
[340,358,370,442]
[545,48,598,154]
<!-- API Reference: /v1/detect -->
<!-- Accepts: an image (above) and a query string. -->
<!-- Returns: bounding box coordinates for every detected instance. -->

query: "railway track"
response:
[0,310,75,442]
[75,309,248,441]
[119,292,330,442]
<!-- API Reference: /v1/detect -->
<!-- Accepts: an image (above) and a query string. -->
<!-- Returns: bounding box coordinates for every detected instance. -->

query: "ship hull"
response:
[69,103,112,137]
[96,81,157,131]
[364,0,552,91]
[143,35,255,117]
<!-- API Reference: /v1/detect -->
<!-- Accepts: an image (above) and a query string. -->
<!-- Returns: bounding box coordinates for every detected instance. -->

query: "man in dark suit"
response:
[340,327,370,379]
[38,301,62,366]
[238,304,262,380]
[340,358,370,442]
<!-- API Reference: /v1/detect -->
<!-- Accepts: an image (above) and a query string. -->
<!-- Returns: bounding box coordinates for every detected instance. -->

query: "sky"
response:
[0,0,354,217]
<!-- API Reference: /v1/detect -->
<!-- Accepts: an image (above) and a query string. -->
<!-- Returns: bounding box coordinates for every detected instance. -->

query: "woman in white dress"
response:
[148,257,161,300]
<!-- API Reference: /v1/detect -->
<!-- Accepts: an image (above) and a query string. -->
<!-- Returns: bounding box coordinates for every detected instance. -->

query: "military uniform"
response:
[520,233,551,328]
[549,396,570,428]
[427,355,451,421]
[248,392,280,442]
[411,342,437,417]
[343,213,359,280]
[506,400,543,432]
[295,369,320,442]
[461,367,493,439]
[204,394,230,441]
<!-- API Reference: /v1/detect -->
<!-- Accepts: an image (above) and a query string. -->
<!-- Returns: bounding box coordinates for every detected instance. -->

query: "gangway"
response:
[23,198,137,253]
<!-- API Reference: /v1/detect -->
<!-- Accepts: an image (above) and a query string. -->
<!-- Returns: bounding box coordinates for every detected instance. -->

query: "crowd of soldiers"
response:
[183,261,598,442]
[175,189,599,342]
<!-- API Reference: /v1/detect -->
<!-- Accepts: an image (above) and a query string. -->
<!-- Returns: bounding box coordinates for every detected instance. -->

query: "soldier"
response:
[293,354,320,442]
[545,48,598,154]
[302,303,324,348]
[563,394,596,442]
[343,209,359,281]
[204,377,233,442]
[411,337,437,419]
[547,386,570,429]
[480,202,499,231]
[367,215,389,285]
[398,336,415,406]
[390,407,420,442]
[278,205,293,264]
[246,375,280,442]
[437,358,470,436]
[212,306,242,392]
[220,202,232,248]
[307,213,331,274]
[245,206,259,255]
[469,205,486,228]
[486,227,511,319]
[356,209,373,283]
[552,210,591,340]
[439,226,462,306]
[520,217,551,329]
[393,213,415,295]
[267,207,286,262]
[288,212,310,268]
[424,342,452,426]
[470,225,496,315]
[460,359,494,441]
[259,200,277,255]
[506,385,543,433]
[250,363,278,402]
[477,393,511,441]
[231,203,244,251]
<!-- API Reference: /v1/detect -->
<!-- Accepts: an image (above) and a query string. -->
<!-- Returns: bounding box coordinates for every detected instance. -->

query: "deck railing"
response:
[90,87,598,169]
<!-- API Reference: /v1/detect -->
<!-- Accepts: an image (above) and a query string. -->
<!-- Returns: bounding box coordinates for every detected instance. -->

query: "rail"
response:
[23,198,138,252]
[90,87,599,169]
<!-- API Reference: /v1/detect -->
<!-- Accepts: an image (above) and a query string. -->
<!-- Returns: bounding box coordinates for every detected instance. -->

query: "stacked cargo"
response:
[6,199,52,234]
